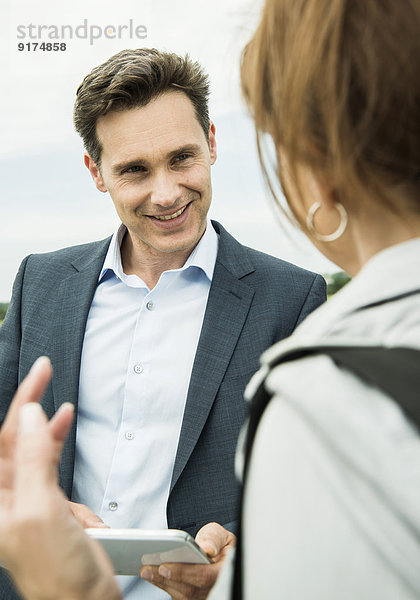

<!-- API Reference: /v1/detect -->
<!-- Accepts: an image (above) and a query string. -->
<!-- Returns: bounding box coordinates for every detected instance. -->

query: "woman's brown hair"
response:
[241,0,420,219]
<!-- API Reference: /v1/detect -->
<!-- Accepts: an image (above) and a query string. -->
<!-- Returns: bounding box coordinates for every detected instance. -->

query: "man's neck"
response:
[120,232,197,290]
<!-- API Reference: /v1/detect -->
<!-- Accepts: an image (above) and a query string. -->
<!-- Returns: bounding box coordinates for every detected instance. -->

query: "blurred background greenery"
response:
[0,304,8,326]
[325,272,351,298]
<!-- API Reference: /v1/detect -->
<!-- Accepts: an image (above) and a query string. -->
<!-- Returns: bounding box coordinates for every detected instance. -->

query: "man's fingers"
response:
[140,565,201,599]
[149,562,216,585]
[141,562,217,600]
[195,522,236,558]
[140,524,236,598]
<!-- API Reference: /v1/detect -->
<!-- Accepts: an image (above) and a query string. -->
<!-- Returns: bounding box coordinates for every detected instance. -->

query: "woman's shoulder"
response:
[245,354,420,599]
[261,351,420,514]
[265,350,416,444]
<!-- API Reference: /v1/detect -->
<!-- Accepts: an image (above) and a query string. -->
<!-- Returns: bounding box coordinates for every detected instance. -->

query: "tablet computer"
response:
[86,528,212,576]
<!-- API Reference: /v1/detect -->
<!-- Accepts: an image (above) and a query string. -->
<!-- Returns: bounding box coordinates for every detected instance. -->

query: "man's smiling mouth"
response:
[153,204,189,221]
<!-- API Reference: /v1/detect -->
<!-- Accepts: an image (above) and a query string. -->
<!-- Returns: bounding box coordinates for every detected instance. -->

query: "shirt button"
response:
[146,301,154,311]
[125,431,134,440]
[109,501,118,511]
[134,363,143,374]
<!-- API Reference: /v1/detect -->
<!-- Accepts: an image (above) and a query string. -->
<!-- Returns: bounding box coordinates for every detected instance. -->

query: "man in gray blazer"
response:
[0,49,325,600]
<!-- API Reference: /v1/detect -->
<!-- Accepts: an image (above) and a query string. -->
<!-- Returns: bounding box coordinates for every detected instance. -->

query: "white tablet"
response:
[86,528,212,576]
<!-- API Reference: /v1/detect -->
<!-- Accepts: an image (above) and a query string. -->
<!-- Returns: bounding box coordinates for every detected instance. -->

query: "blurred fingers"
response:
[14,403,55,511]
[48,402,75,443]
[0,357,52,457]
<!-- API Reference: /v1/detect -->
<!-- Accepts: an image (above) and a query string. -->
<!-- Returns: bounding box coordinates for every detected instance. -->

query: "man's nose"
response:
[150,170,180,207]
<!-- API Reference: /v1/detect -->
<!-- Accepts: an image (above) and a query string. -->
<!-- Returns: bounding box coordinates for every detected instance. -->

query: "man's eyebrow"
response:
[167,144,202,159]
[111,159,146,175]
[112,144,202,175]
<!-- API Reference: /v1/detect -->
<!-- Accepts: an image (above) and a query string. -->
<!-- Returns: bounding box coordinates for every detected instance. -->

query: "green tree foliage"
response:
[325,272,351,297]
[0,303,9,325]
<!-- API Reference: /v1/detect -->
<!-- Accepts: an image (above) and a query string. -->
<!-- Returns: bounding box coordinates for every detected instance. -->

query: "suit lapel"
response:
[51,238,111,495]
[170,222,255,492]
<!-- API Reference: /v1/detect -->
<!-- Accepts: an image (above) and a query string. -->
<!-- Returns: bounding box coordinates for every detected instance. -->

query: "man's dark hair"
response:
[73,48,210,166]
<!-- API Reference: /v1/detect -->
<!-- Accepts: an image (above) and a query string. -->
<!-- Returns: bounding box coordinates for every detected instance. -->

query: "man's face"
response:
[85,91,217,261]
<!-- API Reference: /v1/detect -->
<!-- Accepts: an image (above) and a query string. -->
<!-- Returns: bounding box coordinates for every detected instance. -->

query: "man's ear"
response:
[84,154,107,193]
[208,122,217,165]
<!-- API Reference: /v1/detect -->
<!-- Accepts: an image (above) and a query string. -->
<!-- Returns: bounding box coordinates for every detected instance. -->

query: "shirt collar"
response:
[98,220,219,284]
[99,224,127,283]
[180,219,219,281]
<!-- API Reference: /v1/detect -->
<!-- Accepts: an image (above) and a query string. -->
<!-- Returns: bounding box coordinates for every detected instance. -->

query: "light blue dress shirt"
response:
[72,221,219,599]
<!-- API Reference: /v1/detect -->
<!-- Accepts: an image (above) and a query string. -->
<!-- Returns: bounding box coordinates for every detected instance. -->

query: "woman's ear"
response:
[305,170,348,240]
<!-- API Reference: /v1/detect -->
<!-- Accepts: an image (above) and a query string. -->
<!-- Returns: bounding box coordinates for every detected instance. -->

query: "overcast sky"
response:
[0,0,337,302]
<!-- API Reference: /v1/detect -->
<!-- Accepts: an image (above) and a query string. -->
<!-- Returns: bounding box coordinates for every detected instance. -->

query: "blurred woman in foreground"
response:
[209,0,420,598]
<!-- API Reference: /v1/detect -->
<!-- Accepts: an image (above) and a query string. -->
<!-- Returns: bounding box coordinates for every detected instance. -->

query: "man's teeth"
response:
[154,205,187,221]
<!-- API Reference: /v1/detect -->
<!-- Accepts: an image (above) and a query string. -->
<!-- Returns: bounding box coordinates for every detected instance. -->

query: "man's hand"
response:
[69,500,109,529]
[140,522,236,600]
[0,357,121,600]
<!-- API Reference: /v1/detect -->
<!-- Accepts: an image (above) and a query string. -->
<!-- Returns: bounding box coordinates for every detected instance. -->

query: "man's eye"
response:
[175,153,190,162]
[125,166,144,173]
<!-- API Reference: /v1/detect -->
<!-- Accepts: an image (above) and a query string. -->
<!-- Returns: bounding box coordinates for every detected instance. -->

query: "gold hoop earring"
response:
[306,201,348,242]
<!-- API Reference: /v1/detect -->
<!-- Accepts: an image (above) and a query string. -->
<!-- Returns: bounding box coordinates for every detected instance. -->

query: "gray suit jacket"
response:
[0,221,325,598]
